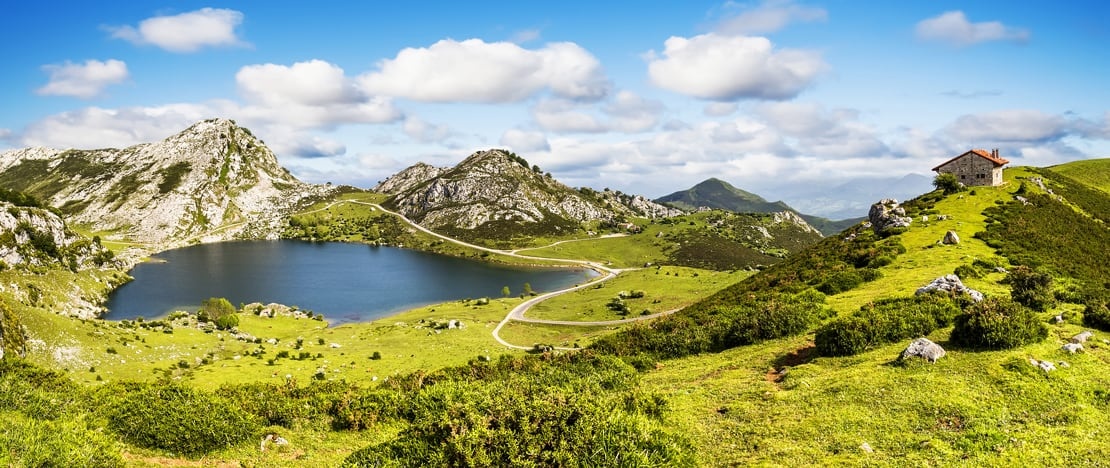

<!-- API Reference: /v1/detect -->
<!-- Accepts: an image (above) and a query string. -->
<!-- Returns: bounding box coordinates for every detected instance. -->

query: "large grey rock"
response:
[942,230,960,245]
[901,337,946,363]
[1062,343,1083,354]
[868,199,912,235]
[1071,331,1093,343]
[915,274,984,302]
[1030,358,1056,372]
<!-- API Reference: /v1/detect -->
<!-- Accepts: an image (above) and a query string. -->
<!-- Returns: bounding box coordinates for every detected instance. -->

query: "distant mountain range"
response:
[780,173,935,220]
[655,178,864,235]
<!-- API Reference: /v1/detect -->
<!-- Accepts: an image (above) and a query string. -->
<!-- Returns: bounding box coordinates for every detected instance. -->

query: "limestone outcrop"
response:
[915,274,984,302]
[384,149,680,231]
[867,199,912,235]
[901,337,946,363]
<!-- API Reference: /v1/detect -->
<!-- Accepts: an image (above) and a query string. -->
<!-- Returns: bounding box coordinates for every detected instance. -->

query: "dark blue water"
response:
[104,241,595,324]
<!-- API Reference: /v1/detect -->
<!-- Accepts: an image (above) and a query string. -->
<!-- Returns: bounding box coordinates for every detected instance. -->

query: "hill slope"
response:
[657,178,863,235]
[0,119,332,247]
[1048,157,1110,193]
[656,178,791,213]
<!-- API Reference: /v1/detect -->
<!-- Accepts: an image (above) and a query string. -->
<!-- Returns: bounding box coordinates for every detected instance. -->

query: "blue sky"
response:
[1,1,1107,215]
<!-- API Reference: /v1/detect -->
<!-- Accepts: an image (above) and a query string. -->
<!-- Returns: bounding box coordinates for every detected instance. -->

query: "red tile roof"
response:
[932,149,1010,171]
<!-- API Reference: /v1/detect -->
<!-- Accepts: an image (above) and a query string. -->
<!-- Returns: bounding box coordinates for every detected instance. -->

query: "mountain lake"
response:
[104,240,596,324]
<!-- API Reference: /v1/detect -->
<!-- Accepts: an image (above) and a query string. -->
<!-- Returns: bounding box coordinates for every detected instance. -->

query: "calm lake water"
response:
[104,241,595,324]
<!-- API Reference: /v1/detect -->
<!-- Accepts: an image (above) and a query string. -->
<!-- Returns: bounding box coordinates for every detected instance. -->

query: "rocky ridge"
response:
[0,201,116,270]
[382,149,679,232]
[0,119,333,248]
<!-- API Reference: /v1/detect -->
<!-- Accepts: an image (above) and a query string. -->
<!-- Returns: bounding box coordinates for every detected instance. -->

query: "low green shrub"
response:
[107,384,260,456]
[0,411,123,467]
[949,298,1048,349]
[1007,266,1056,312]
[1082,297,1110,331]
[815,295,960,357]
[954,264,983,279]
[214,313,239,330]
[817,270,862,295]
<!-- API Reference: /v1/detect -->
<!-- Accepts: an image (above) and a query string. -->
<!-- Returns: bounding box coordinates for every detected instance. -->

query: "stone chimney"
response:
[992,148,999,159]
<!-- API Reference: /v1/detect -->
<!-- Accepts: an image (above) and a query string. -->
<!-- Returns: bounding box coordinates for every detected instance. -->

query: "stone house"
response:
[932,149,1009,187]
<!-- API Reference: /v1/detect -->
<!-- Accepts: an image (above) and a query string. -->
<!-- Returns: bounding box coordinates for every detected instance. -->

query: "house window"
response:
[960,175,966,180]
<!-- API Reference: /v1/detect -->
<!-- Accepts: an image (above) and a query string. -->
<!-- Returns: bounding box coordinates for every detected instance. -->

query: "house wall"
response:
[936,154,1003,187]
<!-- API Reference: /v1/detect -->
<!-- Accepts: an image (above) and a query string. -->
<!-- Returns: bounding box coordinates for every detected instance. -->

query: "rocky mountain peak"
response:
[375,162,447,195]
[0,119,332,248]
[383,148,679,234]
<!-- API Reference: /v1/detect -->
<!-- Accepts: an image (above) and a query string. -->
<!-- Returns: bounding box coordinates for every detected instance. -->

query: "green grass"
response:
[497,322,627,349]
[518,231,669,268]
[527,266,748,322]
[1050,158,1110,193]
[640,319,1110,466]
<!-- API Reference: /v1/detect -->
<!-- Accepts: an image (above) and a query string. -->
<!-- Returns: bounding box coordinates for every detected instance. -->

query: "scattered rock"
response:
[1029,358,1056,372]
[1015,195,1031,206]
[329,343,341,348]
[942,230,960,245]
[868,199,912,235]
[936,214,950,221]
[994,267,1008,274]
[860,442,874,453]
[915,274,984,302]
[260,433,289,451]
[1071,331,1093,343]
[1052,315,1064,324]
[901,337,946,363]
[1062,343,1083,354]
[448,319,463,329]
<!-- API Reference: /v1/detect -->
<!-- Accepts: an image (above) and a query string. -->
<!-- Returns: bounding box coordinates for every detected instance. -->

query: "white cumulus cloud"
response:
[236,60,402,129]
[18,104,216,149]
[499,129,550,152]
[703,102,738,117]
[36,59,129,99]
[715,0,827,35]
[108,7,249,52]
[647,33,826,101]
[402,116,453,143]
[944,110,1067,143]
[358,39,610,103]
[915,11,1029,46]
[532,91,662,134]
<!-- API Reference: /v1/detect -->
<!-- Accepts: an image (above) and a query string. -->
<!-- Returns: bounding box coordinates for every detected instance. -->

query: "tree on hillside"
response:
[933,173,965,195]
[522,283,534,296]
[198,297,236,324]
[501,286,511,297]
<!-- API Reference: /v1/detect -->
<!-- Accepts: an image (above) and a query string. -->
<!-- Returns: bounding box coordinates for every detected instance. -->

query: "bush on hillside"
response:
[591,290,828,358]
[815,295,960,357]
[949,298,1048,350]
[214,313,239,330]
[342,381,693,467]
[107,384,260,456]
[0,411,123,467]
[1082,297,1110,332]
[933,173,965,195]
[816,270,863,295]
[197,297,236,323]
[1007,266,1056,312]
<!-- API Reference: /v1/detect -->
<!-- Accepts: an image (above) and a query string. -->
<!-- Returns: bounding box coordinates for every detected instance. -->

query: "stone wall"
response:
[936,154,1003,187]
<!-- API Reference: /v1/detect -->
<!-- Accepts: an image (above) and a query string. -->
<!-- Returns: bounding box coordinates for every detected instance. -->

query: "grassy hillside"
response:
[1049,158,1110,193]
[3,163,1109,465]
